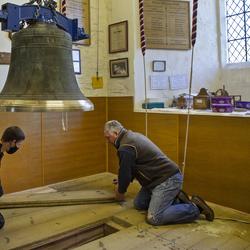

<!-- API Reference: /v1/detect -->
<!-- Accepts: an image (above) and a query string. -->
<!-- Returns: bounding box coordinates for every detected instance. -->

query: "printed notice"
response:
[144,0,190,50]
[65,0,90,45]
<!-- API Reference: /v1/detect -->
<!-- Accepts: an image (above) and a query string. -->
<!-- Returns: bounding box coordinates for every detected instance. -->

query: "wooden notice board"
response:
[144,0,190,50]
[64,0,90,46]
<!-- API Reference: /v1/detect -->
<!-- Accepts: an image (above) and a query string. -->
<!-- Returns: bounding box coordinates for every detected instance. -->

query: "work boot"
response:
[0,213,5,230]
[177,190,191,204]
[191,195,214,221]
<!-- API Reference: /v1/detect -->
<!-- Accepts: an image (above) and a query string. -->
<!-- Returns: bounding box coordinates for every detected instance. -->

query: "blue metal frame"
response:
[0,3,89,41]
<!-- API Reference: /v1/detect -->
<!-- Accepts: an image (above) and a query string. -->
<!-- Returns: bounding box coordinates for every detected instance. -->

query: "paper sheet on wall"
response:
[150,75,169,90]
[169,74,188,90]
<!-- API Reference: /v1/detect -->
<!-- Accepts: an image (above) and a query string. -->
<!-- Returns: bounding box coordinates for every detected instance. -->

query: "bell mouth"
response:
[0,99,94,112]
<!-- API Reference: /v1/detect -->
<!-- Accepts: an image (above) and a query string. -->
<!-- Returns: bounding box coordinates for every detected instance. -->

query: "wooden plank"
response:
[0,190,115,208]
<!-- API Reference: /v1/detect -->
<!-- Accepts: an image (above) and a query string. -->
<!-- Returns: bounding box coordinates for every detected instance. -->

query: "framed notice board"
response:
[144,0,190,50]
[62,0,90,46]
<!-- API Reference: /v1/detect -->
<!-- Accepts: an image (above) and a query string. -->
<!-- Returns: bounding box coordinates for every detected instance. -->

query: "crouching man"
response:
[104,120,214,225]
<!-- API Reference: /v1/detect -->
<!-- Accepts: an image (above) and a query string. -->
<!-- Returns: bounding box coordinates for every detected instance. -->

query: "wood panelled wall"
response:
[107,97,146,174]
[0,97,106,193]
[107,97,250,213]
[180,115,250,213]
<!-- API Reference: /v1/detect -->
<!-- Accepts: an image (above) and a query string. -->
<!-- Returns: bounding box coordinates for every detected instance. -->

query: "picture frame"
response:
[109,21,128,53]
[0,52,11,65]
[72,49,81,74]
[152,60,166,72]
[110,58,129,78]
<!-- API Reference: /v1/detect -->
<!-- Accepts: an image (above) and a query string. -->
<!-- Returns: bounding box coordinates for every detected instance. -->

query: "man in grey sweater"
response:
[104,120,214,225]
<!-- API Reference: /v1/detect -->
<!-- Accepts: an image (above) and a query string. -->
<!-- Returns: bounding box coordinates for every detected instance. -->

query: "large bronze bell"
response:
[0,22,94,112]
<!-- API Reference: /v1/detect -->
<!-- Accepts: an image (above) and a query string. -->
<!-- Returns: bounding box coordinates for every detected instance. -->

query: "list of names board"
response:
[144,0,190,50]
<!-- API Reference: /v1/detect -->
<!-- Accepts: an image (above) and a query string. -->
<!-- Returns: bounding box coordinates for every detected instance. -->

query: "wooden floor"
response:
[0,173,249,250]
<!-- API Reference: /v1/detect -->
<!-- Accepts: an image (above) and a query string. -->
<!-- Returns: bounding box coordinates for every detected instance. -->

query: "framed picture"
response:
[110,58,129,78]
[0,52,11,64]
[109,21,128,53]
[72,49,81,74]
[152,60,166,72]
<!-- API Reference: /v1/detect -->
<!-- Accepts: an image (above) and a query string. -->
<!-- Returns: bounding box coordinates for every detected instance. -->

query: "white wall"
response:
[106,0,135,96]
[1,0,249,104]
[133,0,221,109]
[107,0,250,104]
[76,0,109,97]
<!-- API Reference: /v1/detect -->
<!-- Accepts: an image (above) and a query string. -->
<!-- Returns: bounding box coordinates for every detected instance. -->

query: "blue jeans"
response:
[133,172,200,225]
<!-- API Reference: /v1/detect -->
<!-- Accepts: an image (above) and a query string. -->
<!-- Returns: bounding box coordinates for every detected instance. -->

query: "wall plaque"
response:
[63,0,90,46]
[144,0,190,50]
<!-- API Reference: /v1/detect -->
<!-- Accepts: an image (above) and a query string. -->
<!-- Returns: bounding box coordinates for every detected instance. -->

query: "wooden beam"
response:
[0,190,115,208]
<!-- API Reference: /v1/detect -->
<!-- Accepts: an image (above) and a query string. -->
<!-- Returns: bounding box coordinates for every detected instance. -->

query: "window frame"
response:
[220,0,250,68]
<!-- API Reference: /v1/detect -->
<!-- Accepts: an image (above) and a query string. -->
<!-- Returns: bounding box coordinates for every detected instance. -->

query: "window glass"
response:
[226,0,250,63]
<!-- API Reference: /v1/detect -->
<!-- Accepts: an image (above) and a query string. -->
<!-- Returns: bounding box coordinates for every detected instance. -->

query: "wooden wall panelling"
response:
[107,97,146,174]
[181,115,250,213]
[147,114,179,164]
[178,115,187,169]
[43,97,107,185]
[0,112,42,193]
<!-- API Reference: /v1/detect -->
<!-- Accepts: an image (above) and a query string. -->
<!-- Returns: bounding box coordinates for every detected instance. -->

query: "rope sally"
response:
[61,0,66,16]
[139,0,148,136]
[139,0,146,56]
[182,0,199,178]
[191,0,198,47]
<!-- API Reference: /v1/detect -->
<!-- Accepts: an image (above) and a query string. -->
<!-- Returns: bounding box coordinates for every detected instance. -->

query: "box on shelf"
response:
[235,101,250,109]
[142,102,165,109]
[211,96,232,105]
[211,86,233,113]
[193,88,210,109]
[177,94,193,109]
[211,104,234,113]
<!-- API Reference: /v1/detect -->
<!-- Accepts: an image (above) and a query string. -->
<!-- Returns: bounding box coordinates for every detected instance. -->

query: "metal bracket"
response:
[0,3,89,41]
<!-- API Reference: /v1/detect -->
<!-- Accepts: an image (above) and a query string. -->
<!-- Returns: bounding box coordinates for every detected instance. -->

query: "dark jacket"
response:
[115,129,180,192]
